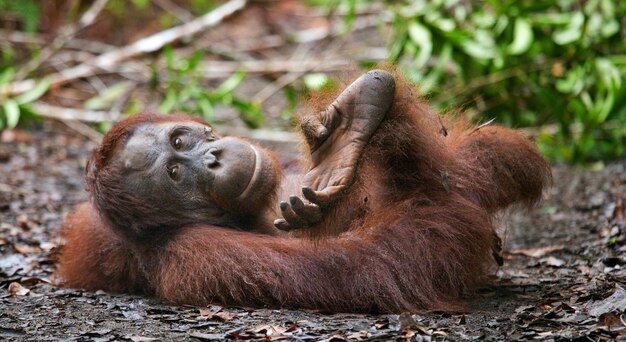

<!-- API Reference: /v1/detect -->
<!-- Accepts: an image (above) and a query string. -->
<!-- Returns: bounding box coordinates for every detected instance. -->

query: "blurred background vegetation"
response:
[0,0,624,164]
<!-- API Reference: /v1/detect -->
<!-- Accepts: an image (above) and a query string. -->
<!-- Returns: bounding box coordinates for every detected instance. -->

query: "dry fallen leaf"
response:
[515,305,535,313]
[598,312,622,328]
[198,308,212,317]
[189,332,223,340]
[39,242,57,251]
[20,277,51,285]
[510,245,564,258]
[536,331,553,338]
[373,318,389,329]
[346,331,370,340]
[128,336,158,342]
[249,324,286,336]
[588,286,626,317]
[8,282,30,296]
[213,311,238,321]
[540,256,565,267]
[13,243,41,254]
[318,333,346,342]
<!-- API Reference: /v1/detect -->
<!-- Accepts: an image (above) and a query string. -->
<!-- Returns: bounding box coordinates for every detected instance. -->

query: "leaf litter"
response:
[1,122,626,340]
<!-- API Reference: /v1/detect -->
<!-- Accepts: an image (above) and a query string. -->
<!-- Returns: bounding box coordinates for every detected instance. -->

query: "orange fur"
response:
[57,75,551,313]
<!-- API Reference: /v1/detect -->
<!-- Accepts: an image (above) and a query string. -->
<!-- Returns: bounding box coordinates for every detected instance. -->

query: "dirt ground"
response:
[0,121,625,341]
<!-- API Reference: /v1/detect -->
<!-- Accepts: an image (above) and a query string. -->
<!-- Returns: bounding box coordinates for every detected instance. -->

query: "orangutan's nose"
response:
[203,147,219,168]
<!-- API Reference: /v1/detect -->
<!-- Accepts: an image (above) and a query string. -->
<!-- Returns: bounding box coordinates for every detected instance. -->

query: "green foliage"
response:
[188,0,218,16]
[401,0,626,163]
[0,68,49,129]
[0,0,40,32]
[152,47,264,128]
[342,0,626,163]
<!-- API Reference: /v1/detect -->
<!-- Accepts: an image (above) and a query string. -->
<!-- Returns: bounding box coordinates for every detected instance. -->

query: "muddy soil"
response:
[1,121,625,341]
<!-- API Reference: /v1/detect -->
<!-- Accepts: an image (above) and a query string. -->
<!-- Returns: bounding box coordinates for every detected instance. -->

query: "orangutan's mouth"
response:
[236,144,262,201]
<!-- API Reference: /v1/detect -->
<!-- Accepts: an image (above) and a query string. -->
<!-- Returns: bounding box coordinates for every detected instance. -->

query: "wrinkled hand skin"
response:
[275,70,396,231]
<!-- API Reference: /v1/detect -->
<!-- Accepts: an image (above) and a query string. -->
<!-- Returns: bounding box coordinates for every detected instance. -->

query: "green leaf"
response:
[9,0,40,32]
[159,88,178,113]
[178,85,192,103]
[530,13,572,26]
[552,12,584,45]
[213,71,246,98]
[407,21,432,68]
[164,46,175,70]
[387,26,409,63]
[601,19,619,38]
[556,66,585,95]
[303,73,329,91]
[281,87,298,120]
[3,99,20,128]
[131,0,150,9]
[595,88,615,123]
[461,39,495,59]
[599,0,616,17]
[396,1,428,17]
[508,18,533,55]
[595,58,621,90]
[232,98,264,128]
[0,67,15,85]
[198,96,214,122]
[342,0,357,32]
[187,50,205,71]
[430,16,455,32]
[421,43,452,92]
[15,77,50,104]
[494,15,510,36]
[84,82,131,110]
[472,10,497,27]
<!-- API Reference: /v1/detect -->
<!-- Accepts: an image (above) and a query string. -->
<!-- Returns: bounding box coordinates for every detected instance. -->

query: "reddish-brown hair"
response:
[58,74,551,313]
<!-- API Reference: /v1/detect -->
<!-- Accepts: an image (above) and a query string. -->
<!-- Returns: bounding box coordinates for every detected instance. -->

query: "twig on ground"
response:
[0,30,115,54]
[61,119,104,143]
[252,44,316,104]
[253,71,306,104]
[50,58,107,95]
[0,29,43,44]
[6,0,247,96]
[198,59,354,76]
[30,102,119,122]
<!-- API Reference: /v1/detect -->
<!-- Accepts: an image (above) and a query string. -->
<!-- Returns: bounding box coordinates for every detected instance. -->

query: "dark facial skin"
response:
[110,121,279,229]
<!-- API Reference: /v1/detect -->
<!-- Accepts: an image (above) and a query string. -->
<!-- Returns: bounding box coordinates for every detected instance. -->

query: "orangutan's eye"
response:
[167,165,180,180]
[172,137,183,150]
